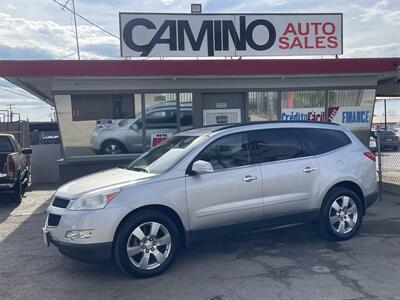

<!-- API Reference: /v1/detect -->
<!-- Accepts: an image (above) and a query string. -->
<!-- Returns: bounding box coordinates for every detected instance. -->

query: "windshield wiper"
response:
[131,166,148,173]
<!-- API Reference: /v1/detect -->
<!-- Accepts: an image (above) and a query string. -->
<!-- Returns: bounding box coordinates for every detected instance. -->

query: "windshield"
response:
[127,135,208,174]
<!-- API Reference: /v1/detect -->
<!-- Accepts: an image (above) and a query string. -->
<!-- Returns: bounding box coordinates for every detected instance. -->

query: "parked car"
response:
[90,103,193,155]
[0,134,32,201]
[43,122,378,278]
[371,130,399,151]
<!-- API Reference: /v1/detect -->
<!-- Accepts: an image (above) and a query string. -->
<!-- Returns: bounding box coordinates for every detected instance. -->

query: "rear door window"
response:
[0,137,14,153]
[249,128,304,163]
[295,128,351,155]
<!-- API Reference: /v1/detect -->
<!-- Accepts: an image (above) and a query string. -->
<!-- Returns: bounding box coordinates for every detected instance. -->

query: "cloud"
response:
[0,13,118,60]
[358,0,400,25]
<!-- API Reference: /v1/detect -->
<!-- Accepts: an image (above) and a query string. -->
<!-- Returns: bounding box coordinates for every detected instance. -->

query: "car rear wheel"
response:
[319,187,363,241]
[113,210,179,278]
[100,140,127,155]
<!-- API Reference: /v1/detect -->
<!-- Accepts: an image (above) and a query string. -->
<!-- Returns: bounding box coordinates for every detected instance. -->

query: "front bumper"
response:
[50,235,112,262]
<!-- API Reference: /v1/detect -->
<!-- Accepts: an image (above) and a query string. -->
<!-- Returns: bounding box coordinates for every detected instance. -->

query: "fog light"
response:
[65,229,94,241]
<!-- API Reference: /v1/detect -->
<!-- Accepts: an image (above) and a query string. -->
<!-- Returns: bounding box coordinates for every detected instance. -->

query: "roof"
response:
[0,58,399,77]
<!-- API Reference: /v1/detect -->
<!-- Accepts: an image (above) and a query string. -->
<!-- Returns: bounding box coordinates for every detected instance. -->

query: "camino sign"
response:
[119,13,343,57]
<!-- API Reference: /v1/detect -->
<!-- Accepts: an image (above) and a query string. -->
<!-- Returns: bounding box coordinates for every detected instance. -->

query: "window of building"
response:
[248,92,278,122]
[196,133,251,170]
[295,128,352,155]
[249,129,304,163]
[71,94,135,121]
[281,90,326,122]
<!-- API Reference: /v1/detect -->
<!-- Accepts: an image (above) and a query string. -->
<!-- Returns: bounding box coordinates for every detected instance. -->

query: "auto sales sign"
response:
[119,13,343,57]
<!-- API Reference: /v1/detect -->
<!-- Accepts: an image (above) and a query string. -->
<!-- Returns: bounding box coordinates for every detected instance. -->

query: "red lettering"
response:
[304,36,314,49]
[310,22,322,34]
[322,22,335,35]
[283,23,297,35]
[279,37,290,49]
[315,36,325,48]
[327,36,338,48]
[290,36,303,48]
[298,23,309,35]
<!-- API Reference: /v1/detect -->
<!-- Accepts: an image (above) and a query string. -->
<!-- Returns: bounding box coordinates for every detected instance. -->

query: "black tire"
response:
[113,210,179,278]
[319,187,363,241]
[100,140,127,155]
[12,176,22,203]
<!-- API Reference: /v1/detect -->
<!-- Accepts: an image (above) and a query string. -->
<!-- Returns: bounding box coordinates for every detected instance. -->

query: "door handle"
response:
[303,167,317,173]
[242,175,258,182]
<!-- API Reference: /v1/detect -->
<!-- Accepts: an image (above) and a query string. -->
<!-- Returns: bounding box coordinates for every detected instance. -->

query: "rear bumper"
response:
[51,237,112,263]
[365,191,379,210]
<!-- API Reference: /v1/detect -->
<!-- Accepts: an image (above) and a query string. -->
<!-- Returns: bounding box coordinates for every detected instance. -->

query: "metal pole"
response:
[71,0,80,60]
[384,99,387,130]
[377,130,383,202]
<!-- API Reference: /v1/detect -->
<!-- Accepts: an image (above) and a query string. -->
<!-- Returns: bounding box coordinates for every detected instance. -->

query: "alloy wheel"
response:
[329,196,358,234]
[126,222,172,270]
[104,144,122,155]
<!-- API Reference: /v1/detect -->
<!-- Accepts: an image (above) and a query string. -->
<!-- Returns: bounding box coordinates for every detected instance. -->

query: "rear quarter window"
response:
[295,128,351,155]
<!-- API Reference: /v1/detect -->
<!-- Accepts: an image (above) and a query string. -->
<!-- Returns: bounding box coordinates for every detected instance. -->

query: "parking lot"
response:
[0,183,399,300]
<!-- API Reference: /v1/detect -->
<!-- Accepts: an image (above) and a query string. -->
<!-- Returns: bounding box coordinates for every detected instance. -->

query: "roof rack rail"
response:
[211,120,340,132]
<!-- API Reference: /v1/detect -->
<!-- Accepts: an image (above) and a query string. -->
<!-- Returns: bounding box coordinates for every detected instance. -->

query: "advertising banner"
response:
[120,13,342,57]
[281,106,371,128]
[151,133,173,148]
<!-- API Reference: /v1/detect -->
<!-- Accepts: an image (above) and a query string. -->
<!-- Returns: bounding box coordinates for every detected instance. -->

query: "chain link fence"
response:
[376,132,400,195]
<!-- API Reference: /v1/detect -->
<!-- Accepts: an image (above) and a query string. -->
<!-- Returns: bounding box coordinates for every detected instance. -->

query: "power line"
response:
[0,88,40,100]
[52,0,120,40]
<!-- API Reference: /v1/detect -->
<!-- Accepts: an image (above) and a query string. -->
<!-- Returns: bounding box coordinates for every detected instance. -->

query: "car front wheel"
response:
[113,210,179,278]
[319,187,363,241]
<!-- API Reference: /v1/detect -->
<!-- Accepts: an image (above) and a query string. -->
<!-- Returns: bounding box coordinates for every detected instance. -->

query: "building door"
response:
[201,92,246,126]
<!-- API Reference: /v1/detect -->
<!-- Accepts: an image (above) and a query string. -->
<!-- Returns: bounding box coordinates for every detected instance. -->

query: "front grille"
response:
[47,213,61,227]
[52,197,70,209]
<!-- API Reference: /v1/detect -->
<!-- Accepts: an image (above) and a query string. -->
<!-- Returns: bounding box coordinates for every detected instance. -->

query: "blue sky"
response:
[0,0,399,121]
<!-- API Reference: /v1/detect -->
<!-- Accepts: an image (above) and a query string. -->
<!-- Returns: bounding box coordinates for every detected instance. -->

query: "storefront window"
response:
[248,92,278,122]
[143,93,193,150]
[327,89,376,144]
[281,90,326,122]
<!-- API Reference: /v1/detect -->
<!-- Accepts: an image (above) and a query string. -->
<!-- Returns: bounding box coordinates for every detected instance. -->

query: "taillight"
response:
[363,151,376,162]
[7,155,15,174]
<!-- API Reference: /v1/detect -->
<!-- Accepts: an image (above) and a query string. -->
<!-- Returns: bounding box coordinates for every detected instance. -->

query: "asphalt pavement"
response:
[0,183,400,300]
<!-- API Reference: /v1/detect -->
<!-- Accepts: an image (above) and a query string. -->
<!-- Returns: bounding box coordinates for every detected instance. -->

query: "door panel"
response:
[185,165,263,230]
[259,157,320,217]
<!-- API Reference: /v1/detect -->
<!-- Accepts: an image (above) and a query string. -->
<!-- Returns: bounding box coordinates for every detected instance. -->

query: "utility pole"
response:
[384,99,387,130]
[71,0,81,60]
[8,104,15,122]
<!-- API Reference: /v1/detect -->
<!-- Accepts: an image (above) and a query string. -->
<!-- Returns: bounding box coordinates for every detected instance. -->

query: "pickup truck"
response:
[0,134,32,201]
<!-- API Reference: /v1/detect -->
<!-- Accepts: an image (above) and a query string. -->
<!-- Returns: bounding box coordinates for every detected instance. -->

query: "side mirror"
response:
[22,148,32,155]
[130,123,139,131]
[191,160,214,174]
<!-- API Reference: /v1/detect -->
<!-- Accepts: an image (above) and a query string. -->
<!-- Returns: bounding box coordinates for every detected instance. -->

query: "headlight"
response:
[68,188,121,211]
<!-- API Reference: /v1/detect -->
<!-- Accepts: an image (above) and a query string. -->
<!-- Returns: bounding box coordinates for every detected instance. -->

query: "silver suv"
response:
[43,122,378,278]
[90,103,193,154]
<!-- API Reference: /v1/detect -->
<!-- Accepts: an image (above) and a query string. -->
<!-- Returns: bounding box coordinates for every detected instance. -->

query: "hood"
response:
[56,168,155,199]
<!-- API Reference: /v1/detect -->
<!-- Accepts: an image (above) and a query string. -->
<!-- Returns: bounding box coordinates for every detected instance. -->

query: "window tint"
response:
[295,128,351,155]
[196,133,251,170]
[249,129,304,163]
[0,137,13,153]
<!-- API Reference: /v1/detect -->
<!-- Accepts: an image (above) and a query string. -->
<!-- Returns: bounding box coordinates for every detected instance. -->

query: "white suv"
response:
[43,122,378,278]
